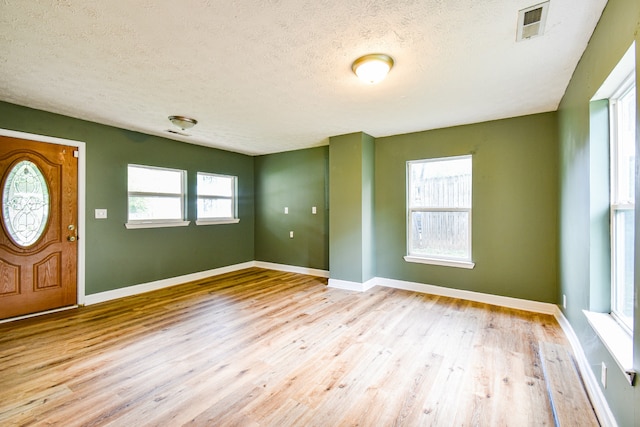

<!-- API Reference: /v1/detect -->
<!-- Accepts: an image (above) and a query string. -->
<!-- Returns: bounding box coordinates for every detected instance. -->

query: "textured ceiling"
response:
[0,0,607,155]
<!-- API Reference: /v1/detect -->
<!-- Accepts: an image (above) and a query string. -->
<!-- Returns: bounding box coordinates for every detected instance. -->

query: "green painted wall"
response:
[329,132,376,283]
[589,99,611,313]
[557,0,640,424]
[254,147,329,270]
[375,113,559,302]
[361,133,376,282]
[0,102,255,295]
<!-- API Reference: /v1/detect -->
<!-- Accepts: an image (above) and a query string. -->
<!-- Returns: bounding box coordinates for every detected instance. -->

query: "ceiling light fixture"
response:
[168,115,198,130]
[352,53,394,84]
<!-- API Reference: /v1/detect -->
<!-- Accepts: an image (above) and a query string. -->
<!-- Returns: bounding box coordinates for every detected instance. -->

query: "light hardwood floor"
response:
[0,268,595,426]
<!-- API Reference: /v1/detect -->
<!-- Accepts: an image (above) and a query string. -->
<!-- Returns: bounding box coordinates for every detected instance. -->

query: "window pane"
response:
[613,86,636,203]
[610,81,635,331]
[128,165,183,194]
[198,198,233,219]
[128,196,183,220]
[197,173,233,197]
[612,208,634,329]
[409,211,470,259]
[2,160,50,246]
[410,158,471,208]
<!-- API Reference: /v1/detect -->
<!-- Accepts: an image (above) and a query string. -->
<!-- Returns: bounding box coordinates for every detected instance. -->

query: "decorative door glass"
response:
[2,160,50,247]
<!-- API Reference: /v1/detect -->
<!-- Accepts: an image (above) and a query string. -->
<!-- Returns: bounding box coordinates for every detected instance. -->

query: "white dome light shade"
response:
[168,115,198,130]
[352,54,394,84]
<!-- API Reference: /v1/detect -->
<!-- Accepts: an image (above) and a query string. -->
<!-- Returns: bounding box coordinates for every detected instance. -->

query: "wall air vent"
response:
[516,2,550,41]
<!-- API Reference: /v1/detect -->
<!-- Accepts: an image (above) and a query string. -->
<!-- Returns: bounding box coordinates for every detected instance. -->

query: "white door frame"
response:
[0,128,86,306]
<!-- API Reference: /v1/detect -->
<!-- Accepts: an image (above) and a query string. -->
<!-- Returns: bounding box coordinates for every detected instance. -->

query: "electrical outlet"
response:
[284,207,289,214]
[289,231,294,238]
[601,362,607,388]
[312,206,317,214]
[95,209,108,219]
[563,294,567,309]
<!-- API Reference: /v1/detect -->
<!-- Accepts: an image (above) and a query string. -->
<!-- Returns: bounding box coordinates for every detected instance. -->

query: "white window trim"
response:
[195,218,240,226]
[609,76,636,332]
[125,220,190,229]
[584,42,637,385]
[584,310,634,383]
[196,172,238,225]
[126,164,188,229]
[404,255,475,269]
[406,155,473,268]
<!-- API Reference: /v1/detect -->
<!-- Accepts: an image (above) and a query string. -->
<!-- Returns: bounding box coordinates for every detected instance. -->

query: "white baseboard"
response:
[370,277,616,426]
[554,309,618,427]
[83,261,615,426]
[254,261,329,278]
[374,277,557,315]
[0,305,78,324]
[28,258,619,426]
[84,261,255,305]
[84,261,329,305]
[328,277,377,292]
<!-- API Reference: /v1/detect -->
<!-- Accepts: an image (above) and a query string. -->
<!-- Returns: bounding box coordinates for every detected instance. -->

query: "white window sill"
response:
[583,310,635,385]
[125,221,191,229]
[195,218,240,226]
[404,255,475,269]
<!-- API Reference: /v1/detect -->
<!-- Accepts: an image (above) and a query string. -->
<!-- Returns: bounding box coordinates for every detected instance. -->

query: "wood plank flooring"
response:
[539,342,599,427]
[0,268,596,426]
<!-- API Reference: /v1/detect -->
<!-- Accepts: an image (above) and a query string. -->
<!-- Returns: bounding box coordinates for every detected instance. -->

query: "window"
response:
[584,44,635,382]
[125,164,189,229]
[405,155,474,268]
[196,172,239,225]
[610,77,636,332]
[2,160,49,246]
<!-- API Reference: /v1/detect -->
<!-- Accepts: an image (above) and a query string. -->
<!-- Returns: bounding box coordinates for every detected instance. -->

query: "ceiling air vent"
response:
[516,2,549,41]
[165,129,192,137]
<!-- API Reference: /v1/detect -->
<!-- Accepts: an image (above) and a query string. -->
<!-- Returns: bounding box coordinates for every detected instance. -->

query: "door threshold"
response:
[0,305,79,324]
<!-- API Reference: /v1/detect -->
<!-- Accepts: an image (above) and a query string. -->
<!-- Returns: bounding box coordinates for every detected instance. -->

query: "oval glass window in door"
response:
[2,160,50,247]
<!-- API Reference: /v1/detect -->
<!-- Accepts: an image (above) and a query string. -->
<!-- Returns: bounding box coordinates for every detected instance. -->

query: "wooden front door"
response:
[0,136,78,320]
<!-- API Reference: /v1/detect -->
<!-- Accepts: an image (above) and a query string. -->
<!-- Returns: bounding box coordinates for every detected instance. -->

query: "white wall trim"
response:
[374,277,557,315]
[553,309,618,427]
[84,261,254,305]
[4,248,619,427]
[0,305,78,324]
[372,276,616,426]
[404,255,475,269]
[328,277,377,292]
[254,261,329,278]
[0,128,87,306]
[84,261,329,306]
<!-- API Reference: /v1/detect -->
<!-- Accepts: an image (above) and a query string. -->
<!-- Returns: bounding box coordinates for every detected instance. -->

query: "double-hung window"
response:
[405,155,474,268]
[610,77,636,332]
[196,172,239,225]
[126,164,189,229]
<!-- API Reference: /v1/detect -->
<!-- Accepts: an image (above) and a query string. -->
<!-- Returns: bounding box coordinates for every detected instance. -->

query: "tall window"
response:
[406,155,473,267]
[127,164,187,225]
[196,172,238,224]
[610,77,636,332]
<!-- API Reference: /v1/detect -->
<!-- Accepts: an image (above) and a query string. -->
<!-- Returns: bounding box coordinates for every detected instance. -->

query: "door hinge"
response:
[73,150,79,158]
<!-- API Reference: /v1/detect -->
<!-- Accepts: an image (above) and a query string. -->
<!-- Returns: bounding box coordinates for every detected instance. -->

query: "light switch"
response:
[289,231,294,238]
[312,206,317,214]
[284,207,289,214]
[95,209,108,219]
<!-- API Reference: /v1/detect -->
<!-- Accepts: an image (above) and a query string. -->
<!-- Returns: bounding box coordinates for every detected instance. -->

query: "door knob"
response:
[67,236,76,242]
